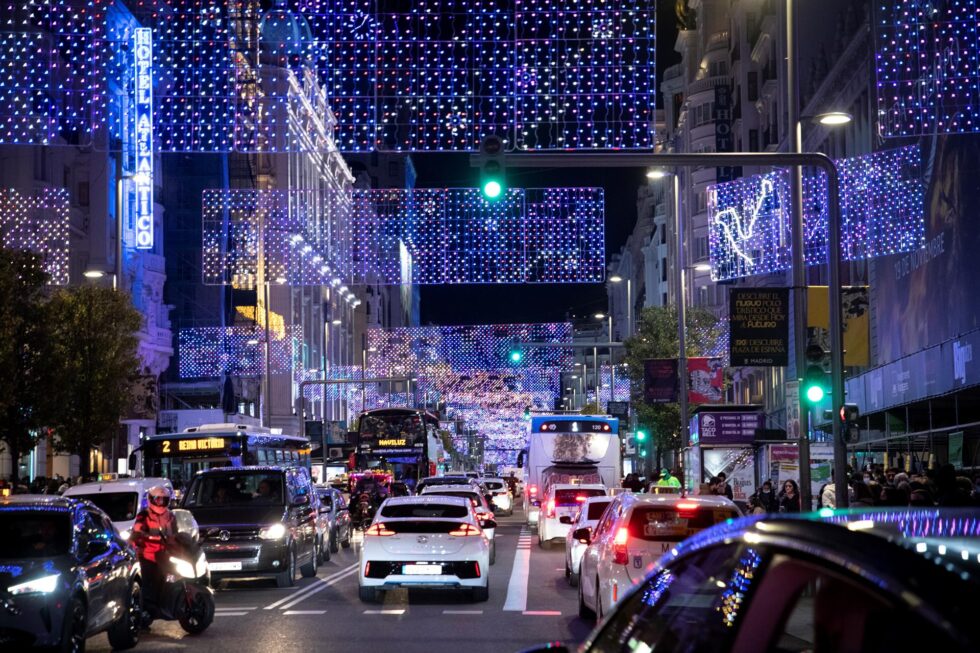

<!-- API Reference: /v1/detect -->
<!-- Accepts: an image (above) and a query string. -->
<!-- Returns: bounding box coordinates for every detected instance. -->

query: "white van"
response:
[64,475,173,540]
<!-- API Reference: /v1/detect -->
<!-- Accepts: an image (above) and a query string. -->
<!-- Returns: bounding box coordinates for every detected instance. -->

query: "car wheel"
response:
[489,541,496,565]
[577,577,595,620]
[596,577,604,620]
[341,527,352,549]
[471,585,489,602]
[358,586,380,603]
[538,535,551,550]
[300,545,318,578]
[276,548,297,588]
[321,534,331,563]
[330,527,340,553]
[569,569,579,587]
[106,581,141,650]
[59,594,87,653]
[564,562,571,579]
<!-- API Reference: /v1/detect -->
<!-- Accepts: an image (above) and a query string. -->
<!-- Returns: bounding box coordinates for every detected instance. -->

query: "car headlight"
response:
[259,523,287,540]
[171,557,196,579]
[9,573,61,596]
[119,529,131,541]
[195,553,208,577]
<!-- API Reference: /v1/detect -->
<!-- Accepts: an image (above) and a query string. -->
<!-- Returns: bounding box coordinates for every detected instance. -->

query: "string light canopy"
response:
[1,0,654,152]
[708,146,925,282]
[0,188,70,285]
[177,325,303,379]
[875,0,980,138]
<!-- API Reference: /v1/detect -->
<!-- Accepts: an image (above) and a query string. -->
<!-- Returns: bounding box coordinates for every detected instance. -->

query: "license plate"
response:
[402,563,442,575]
[208,561,243,572]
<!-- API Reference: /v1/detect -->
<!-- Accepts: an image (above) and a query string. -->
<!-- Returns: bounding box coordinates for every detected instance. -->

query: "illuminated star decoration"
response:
[708,146,925,281]
[0,188,70,285]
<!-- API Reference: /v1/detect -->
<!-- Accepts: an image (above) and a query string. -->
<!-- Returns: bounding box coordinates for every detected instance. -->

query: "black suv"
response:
[182,466,320,587]
[0,496,142,650]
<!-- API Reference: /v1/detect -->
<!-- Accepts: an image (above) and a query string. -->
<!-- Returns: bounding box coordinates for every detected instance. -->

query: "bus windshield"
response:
[359,413,426,442]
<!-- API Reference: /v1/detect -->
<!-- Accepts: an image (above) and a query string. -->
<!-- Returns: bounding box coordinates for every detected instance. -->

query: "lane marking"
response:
[503,527,532,612]
[276,566,359,611]
[283,610,327,615]
[215,607,257,611]
[214,612,250,616]
[524,610,562,616]
[363,609,406,615]
[443,610,483,615]
[263,563,359,610]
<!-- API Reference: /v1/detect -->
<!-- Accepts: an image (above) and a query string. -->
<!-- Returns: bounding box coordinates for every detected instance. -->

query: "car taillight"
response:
[529,485,538,496]
[676,501,699,511]
[365,523,395,537]
[364,562,371,575]
[576,495,587,502]
[613,526,629,565]
[473,562,481,577]
[449,523,482,537]
[545,499,555,518]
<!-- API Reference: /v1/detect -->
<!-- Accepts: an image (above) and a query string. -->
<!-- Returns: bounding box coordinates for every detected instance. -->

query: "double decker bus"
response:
[139,423,311,490]
[351,408,441,482]
[518,414,620,527]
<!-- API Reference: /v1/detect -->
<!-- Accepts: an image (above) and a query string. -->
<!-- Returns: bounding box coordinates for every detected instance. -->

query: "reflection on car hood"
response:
[185,505,287,527]
[0,556,72,590]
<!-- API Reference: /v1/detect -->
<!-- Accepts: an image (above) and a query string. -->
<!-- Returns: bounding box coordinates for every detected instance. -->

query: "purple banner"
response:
[692,411,763,445]
[643,359,678,404]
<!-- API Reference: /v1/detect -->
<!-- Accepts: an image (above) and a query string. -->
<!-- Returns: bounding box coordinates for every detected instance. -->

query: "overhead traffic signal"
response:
[803,342,829,405]
[479,135,506,200]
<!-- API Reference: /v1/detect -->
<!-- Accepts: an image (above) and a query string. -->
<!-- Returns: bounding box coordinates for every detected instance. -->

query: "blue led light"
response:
[178,325,303,379]
[0,188,70,285]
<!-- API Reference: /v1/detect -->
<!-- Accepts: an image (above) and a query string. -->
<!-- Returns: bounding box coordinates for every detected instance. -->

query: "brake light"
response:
[545,499,555,518]
[576,495,587,502]
[676,501,699,511]
[365,523,395,537]
[529,484,538,496]
[473,562,481,577]
[364,562,371,575]
[613,526,629,565]
[449,523,482,537]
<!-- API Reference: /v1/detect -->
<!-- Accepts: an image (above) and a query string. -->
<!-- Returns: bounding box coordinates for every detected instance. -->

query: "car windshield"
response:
[381,503,469,519]
[184,472,286,507]
[555,489,606,506]
[425,491,481,507]
[317,492,333,509]
[71,492,139,522]
[587,501,612,520]
[484,481,504,490]
[0,511,72,558]
[628,506,740,541]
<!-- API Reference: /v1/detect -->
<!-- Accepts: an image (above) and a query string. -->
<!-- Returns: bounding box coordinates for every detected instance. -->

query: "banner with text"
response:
[643,358,679,404]
[730,288,789,366]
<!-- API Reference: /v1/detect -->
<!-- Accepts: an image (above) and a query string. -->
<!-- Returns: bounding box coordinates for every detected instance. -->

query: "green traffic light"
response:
[509,350,522,363]
[639,449,647,457]
[636,430,647,442]
[805,384,825,403]
[483,180,503,199]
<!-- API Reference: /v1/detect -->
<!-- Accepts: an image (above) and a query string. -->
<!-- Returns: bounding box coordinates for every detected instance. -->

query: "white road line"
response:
[363,609,406,615]
[276,566,359,611]
[263,563,359,610]
[214,612,250,617]
[443,610,483,615]
[283,610,327,615]
[215,607,257,611]
[504,528,532,612]
[523,610,562,616]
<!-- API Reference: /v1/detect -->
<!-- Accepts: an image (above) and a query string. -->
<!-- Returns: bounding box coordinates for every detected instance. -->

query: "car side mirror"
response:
[479,518,497,529]
[572,527,591,544]
[559,515,573,525]
[86,539,110,558]
[292,494,310,507]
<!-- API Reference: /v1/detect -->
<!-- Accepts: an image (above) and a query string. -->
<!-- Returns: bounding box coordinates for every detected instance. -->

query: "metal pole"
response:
[627,279,633,337]
[674,174,689,475]
[361,348,367,410]
[263,282,272,429]
[827,164,848,508]
[787,0,813,511]
[593,345,599,409]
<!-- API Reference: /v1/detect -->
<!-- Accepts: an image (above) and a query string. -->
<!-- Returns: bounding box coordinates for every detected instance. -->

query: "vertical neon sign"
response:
[133,28,154,250]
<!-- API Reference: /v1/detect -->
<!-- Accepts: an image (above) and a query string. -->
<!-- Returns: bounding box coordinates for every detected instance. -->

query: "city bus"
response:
[139,423,311,490]
[350,407,441,483]
[517,414,620,528]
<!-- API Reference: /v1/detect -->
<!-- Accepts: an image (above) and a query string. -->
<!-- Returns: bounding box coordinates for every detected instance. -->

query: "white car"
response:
[563,496,613,586]
[577,493,741,620]
[479,477,513,516]
[537,483,607,549]
[421,484,497,564]
[63,475,173,540]
[358,495,492,602]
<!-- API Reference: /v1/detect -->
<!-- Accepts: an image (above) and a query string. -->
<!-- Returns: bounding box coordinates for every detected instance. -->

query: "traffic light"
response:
[840,403,860,443]
[479,135,505,200]
[523,406,531,419]
[803,342,829,405]
[508,349,523,363]
[636,429,647,443]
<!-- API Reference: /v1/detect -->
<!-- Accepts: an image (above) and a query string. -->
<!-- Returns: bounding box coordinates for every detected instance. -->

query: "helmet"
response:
[147,484,172,513]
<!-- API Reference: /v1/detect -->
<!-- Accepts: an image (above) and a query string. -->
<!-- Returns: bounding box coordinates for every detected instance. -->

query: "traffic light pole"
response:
[498,151,848,508]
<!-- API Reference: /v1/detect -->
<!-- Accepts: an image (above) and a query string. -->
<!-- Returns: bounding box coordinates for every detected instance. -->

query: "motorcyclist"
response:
[131,485,176,615]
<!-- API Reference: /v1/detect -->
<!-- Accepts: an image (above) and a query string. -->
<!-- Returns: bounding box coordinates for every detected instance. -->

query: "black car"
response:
[527,508,980,653]
[181,466,319,588]
[0,495,142,651]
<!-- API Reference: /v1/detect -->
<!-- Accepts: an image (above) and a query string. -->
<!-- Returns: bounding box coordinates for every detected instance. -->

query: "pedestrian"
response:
[747,494,766,515]
[655,468,681,491]
[851,480,875,507]
[778,480,802,512]
[707,476,727,497]
[757,480,778,512]
[717,472,734,501]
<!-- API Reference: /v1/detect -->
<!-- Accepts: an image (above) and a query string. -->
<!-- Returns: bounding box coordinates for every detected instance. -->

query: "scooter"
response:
[142,509,215,634]
[351,492,376,530]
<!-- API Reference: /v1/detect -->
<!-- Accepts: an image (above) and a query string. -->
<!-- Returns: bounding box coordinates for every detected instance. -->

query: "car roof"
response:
[625,493,739,509]
[549,484,607,492]
[195,465,292,475]
[421,485,480,494]
[582,496,613,505]
[382,495,471,507]
[63,477,171,495]
[0,494,79,511]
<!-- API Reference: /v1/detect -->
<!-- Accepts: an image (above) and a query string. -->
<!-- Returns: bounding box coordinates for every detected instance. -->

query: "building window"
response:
[695,236,709,261]
[747,72,759,101]
[709,60,728,77]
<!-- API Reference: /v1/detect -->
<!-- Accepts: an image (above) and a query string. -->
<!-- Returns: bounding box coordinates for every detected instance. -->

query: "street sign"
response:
[729,288,790,366]
[607,401,629,420]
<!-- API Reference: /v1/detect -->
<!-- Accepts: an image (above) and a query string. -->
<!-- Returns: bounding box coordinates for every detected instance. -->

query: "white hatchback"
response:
[358,495,492,602]
[63,476,173,540]
[577,494,741,620]
[563,496,613,586]
[479,477,513,516]
[537,484,607,549]
[421,484,498,564]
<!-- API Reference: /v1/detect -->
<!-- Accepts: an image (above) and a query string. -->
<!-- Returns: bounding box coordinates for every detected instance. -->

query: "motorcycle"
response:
[351,492,377,530]
[142,509,215,634]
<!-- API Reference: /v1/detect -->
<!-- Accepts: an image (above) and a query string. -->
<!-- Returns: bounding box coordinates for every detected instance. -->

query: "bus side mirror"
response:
[128,452,138,472]
[516,450,525,469]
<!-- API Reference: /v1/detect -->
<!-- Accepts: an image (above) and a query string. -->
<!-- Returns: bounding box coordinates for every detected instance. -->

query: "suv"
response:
[64,476,173,540]
[182,466,320,588]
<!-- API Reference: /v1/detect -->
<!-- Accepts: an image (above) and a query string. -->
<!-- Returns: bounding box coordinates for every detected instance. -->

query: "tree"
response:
[44,286,143,476]
[0,249,54,481]
[579,401,601,415]
[623,305,723,465]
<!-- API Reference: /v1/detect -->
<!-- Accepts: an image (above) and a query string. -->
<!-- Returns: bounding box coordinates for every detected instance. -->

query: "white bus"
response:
[517,415,621,528]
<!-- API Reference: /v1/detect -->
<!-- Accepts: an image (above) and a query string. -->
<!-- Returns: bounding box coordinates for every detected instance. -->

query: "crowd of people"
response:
[0,474,81,496]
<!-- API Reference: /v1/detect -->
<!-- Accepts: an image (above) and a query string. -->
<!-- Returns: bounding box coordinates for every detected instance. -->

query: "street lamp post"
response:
[608,275,632,338]
[672,174,690,473]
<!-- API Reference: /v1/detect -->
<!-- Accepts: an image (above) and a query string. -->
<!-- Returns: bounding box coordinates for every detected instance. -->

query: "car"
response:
[358,495,493,603]
[479,477,514,516]
[577,493,741,619]
[538,483,608,549]
[421,484,498,564]
[527,509,980,653]
[0,495,143,651]
[416,475,484,495]
[315,485,353,556]
[63,475,173,541]
[563,495,613,586]
[181,466,320,588]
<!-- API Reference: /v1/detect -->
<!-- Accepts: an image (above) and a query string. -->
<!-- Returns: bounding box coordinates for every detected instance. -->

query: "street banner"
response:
[688,357,724,404]
[785,380,801,439]
[807,285,870,366]
[643,358,678,404]
[729,288,790,366]
[692,410,764,445]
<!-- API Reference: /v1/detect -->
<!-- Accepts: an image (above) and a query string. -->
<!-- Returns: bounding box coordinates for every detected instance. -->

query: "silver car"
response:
[315,486,352,556]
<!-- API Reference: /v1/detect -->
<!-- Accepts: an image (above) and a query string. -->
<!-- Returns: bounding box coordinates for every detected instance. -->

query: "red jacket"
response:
[131,508,174,562]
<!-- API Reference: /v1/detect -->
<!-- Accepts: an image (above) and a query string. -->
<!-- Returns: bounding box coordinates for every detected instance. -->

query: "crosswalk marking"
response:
[443,610,483,615]
[214,611,251,617]
[363,609,406,615]
[503,527,532,612]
